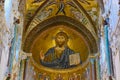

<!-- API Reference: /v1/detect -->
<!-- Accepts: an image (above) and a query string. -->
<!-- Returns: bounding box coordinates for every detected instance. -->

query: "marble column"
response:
[90,58,96,80]
[19,50,32,80]
[95,56,101,80]
[0,1,12,80]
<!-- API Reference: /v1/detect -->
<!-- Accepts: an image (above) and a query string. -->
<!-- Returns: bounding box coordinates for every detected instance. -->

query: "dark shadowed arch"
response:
[23,15,98,54]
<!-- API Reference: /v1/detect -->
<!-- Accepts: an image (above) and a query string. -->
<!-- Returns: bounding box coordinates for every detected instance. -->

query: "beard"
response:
[58,43,64,47]
[56,42,66,47]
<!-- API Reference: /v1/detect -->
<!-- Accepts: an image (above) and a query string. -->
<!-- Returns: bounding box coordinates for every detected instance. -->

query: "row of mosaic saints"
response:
[27,0,92,79]
[38,72,89,80]
[37,32,89,80]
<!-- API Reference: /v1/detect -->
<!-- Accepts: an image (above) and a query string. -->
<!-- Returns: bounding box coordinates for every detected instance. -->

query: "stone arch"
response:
[23,15,98,54]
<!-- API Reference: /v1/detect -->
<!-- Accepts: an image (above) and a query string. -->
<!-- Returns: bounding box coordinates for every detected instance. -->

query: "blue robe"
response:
[40,47,75,69]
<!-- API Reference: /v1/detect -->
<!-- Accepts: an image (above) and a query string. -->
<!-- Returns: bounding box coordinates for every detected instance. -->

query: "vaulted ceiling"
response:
[22,1,102,78]
[23,0,101,59]
[24,0,99,32]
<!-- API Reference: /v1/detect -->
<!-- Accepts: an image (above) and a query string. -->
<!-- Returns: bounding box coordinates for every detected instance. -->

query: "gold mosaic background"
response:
[30,25,89,65]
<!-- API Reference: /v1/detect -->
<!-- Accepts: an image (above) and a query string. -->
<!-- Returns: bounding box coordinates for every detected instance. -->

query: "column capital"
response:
[20,50,32,60]
[89,53,100,58]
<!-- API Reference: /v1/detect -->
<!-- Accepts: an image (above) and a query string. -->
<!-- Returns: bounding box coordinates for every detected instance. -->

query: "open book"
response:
[69,53,80,66]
